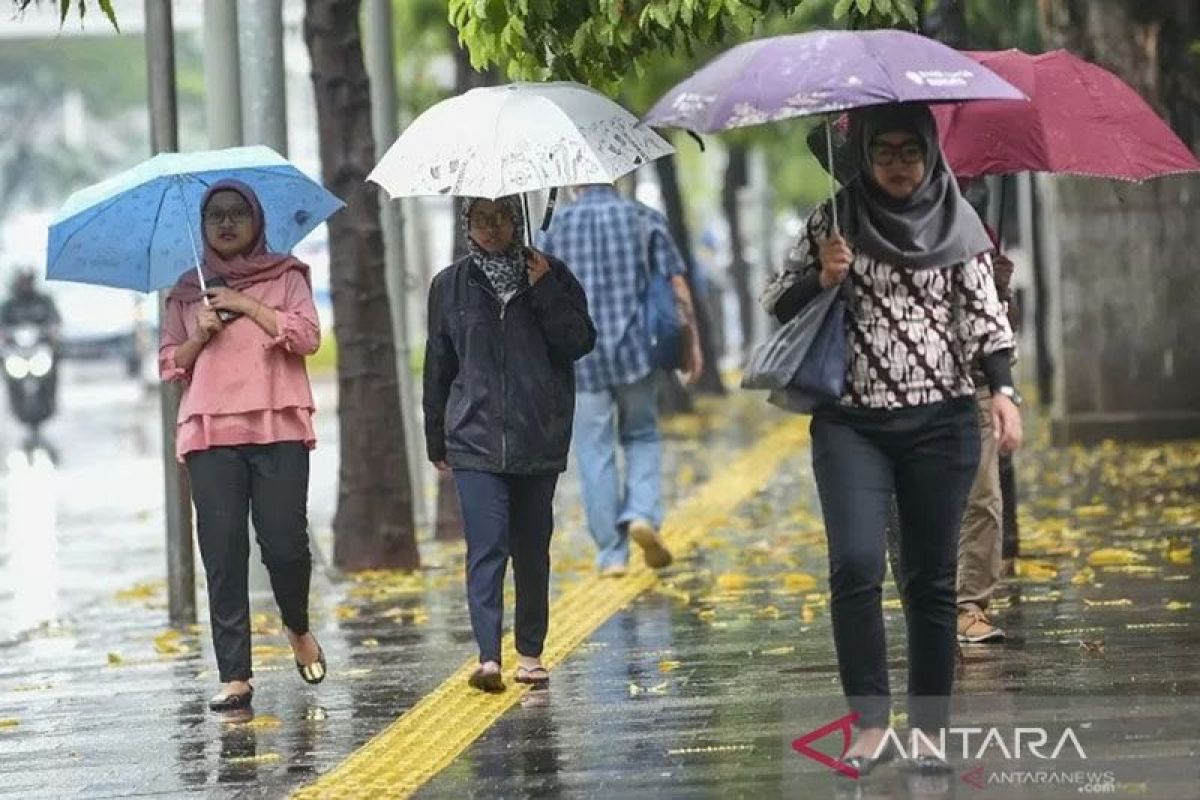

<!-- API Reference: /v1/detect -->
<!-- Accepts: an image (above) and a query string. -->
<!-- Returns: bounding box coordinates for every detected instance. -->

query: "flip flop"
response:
[468,665,505,693]
[514,666,550,686]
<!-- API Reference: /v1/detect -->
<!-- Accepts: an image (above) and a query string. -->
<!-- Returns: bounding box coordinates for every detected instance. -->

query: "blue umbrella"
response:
[47,145,344,293]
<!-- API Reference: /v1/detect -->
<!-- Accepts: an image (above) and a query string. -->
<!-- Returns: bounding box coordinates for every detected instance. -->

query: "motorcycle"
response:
[2,324,57,436]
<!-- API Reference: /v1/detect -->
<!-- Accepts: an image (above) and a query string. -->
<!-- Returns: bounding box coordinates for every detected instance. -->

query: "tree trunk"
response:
[653,153,725,395]
[721,143,754,363]
[304,0,419,570]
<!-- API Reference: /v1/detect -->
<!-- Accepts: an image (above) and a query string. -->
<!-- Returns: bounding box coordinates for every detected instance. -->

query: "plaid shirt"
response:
[537,187,686,391]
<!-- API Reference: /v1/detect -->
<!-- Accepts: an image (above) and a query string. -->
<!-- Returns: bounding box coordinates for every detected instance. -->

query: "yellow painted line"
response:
[294,415,811,800]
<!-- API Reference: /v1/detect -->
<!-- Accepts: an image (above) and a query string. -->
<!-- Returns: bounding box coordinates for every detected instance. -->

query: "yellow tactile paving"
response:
[293,416,810,799]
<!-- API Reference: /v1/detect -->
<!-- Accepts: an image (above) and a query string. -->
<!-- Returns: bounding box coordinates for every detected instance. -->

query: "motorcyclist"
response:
[1,269,62,421]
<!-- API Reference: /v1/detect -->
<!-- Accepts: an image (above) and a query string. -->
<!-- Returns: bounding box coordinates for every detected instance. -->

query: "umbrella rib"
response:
[144,180,176,288]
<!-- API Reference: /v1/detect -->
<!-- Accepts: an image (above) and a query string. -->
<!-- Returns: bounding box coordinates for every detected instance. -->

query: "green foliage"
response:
[11,0,120,31]
[448,0,914,91]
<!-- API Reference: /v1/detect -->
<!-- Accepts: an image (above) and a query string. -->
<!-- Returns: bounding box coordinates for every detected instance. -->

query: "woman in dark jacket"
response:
[424,195,596,692]
[762,104,1022,773]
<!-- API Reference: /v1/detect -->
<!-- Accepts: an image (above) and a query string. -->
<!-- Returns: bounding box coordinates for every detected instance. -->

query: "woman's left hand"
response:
[526,249,551,285]
[991,394,1023,455]
[205,286,254,315]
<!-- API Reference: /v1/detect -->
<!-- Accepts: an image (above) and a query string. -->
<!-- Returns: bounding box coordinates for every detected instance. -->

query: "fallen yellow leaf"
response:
[361,638,380,648]
[1088,548,1147,567]
[1167,546,1193,565]
[225,753,281,766]
[334,605,360,621]
[781,573,819,593]
[106,652,124,666]
[238,714,283,730]
[659,660,682,673]
[153,630,190,656]
[801,605,815,624]
[1016,559,1060,582]
[715,573,751,592]
[1165,601,1191,612]
[114,582,163,603]
[762,646,795,656]
[1071,567,1095,586]
[0,719,18,730]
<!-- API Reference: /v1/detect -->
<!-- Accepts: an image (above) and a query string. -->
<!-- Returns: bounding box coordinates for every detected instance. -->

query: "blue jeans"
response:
[572,374,663,569]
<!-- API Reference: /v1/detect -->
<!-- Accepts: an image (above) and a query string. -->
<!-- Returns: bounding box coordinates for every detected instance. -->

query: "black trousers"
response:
[187,442,312,683]
[453,470,558,665]
[811,397,980,731]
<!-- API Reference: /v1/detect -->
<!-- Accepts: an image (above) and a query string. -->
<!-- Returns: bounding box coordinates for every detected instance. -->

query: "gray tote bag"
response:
[741,286,845,414]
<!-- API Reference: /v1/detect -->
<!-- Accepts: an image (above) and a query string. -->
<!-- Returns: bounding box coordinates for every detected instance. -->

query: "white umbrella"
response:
[368,82,675,201]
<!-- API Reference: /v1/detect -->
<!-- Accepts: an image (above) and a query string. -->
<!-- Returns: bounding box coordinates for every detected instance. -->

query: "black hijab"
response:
[821,104,993,271]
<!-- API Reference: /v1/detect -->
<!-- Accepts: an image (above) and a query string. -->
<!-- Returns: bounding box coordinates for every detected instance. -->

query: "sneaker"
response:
[628,519,673,569]
[600,564,628,578]
[957,606,1005,643]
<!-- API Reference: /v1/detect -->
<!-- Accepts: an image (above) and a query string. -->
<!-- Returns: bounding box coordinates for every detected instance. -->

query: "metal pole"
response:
[203,0,243,149]
[364,0,428,533]
[237,0,287,154]
[145,0,196,627]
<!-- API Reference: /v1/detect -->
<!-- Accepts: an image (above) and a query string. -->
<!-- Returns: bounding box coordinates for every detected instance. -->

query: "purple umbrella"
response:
[645,29,1025,133]
[644,30,1025,230]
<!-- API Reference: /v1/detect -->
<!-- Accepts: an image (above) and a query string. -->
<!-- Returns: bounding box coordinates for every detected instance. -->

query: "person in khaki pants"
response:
[957,252,1017,643]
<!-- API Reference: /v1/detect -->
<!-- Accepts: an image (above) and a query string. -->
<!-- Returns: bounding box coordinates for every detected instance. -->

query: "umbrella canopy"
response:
[931,49,1200,180]
[47,145,344,293]
[643,29,1025,133]
[368,81,675,200]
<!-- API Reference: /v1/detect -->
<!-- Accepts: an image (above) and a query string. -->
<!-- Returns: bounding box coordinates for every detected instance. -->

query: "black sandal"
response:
[514,666,550,687]
[209,687,254,712]
[468,665,505,693]
[296,638,327,685]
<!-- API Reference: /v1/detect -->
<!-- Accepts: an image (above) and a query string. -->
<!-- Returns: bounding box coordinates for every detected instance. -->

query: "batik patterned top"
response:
[761,204,1014,410]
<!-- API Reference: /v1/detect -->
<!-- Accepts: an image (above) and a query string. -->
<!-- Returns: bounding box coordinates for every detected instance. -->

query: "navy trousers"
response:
[453,470,558,664]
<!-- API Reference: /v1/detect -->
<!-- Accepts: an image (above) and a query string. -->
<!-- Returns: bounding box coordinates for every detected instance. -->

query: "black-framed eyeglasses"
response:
[868,141,925,167]
[203,208,253,226]
[468,211,515,230]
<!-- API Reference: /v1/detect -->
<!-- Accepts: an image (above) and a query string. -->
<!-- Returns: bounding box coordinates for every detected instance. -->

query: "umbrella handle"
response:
[174,178,208,298]
[521,193,533,247]
[825,117,840,236]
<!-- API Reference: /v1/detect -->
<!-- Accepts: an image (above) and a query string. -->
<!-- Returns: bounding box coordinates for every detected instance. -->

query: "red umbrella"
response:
[932,49,1200,181]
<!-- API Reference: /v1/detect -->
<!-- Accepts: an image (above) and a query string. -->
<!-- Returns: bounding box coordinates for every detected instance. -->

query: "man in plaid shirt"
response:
[539,184,703,575]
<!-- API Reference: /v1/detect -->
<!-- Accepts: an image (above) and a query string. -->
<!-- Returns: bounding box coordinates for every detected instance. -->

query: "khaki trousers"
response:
[958,389,1003,611]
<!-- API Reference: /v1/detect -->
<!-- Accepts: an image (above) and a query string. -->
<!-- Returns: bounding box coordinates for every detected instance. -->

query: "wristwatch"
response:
[994,385,1023,407]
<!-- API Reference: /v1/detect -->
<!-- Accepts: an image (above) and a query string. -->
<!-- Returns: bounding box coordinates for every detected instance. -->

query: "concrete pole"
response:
[145,0,196,627]
[364,0,428,533]
[237,0,287,154]
[203,0,243,149]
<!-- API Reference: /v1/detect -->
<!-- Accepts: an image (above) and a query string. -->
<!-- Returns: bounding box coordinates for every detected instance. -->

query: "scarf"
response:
[169,179,309,303]
[462,196,528,303]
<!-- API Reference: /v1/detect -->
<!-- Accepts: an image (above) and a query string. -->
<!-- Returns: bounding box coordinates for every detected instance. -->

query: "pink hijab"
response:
[169,179,309,303]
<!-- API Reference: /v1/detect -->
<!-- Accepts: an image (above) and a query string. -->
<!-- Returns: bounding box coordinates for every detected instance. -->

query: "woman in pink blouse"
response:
[160,179,325,712]
[762,104,1022,776]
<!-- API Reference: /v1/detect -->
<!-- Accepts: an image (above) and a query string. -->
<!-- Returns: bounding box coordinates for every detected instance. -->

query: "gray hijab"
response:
[835,103,992,271]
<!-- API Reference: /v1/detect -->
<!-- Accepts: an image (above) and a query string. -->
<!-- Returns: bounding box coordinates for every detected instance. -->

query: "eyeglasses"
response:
[203,208,252,225]
[468,211,515,230]
[868,141,925,167]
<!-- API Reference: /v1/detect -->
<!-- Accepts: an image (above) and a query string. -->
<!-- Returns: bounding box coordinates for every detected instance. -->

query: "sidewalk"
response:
[1,385,1197,799]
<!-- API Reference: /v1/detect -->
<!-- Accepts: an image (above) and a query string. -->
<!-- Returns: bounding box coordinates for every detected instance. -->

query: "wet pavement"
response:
[0,367,1197,799]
